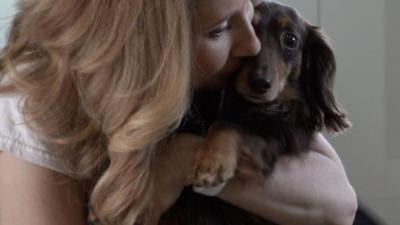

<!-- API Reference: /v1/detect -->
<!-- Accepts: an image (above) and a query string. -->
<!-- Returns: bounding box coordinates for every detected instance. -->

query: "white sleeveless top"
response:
[0,91,72,175]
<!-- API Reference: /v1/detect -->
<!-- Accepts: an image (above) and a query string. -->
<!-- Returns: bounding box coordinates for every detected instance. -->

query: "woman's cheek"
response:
[195,41,231,77]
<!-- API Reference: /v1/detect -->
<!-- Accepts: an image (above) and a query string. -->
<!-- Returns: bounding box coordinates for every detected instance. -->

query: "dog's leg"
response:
[192,122,241,188]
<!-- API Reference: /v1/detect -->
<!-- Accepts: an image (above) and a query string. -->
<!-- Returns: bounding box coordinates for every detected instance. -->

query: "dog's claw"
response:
[192,144,236,188]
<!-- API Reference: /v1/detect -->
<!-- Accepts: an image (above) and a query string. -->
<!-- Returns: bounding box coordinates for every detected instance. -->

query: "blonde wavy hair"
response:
[0,0,195,224]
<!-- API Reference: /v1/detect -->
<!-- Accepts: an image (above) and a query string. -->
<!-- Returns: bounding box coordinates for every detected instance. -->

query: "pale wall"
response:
[0,0,15,48]
[320,1,399,225]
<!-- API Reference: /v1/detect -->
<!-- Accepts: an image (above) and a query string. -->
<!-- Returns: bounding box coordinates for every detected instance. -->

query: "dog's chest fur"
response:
[179,88,316,172]
[222,89,315,158]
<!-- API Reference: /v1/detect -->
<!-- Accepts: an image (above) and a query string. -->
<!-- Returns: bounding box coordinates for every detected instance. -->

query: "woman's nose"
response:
[231,19,261,57]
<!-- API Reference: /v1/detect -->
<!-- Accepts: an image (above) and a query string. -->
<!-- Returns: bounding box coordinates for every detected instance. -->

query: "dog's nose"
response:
[248,75,272,94]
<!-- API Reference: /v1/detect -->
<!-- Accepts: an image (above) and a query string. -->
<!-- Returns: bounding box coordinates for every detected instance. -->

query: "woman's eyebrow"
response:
[206,11,236,30]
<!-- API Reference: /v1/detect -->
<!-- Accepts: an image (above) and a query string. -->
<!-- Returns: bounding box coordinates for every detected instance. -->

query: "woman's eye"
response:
[208,23,232,39]
[281,32,299,49]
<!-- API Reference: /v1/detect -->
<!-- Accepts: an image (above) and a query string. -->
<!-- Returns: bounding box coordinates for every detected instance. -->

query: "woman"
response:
[0,0,357,225]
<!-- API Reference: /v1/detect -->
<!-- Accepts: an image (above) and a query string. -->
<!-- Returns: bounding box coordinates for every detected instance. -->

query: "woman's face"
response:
[192,0,262,90]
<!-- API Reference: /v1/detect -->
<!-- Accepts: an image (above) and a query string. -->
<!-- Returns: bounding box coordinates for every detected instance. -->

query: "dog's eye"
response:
[281,32,299,49]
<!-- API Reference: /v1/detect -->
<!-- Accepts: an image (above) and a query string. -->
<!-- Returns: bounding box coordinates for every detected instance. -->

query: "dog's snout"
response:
[248,74,272,94]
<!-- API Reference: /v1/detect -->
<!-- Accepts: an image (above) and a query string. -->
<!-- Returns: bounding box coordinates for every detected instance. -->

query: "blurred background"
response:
[0,0,14,48]
[1,0,398,224]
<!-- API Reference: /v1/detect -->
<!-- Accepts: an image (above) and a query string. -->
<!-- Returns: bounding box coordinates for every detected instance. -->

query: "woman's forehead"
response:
[194,0,249,28]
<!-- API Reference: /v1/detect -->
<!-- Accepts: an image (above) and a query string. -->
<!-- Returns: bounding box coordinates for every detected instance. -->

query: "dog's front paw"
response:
[192,142,237,188]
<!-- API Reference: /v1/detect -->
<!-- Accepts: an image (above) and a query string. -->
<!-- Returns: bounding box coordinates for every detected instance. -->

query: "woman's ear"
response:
[301,26,351,133]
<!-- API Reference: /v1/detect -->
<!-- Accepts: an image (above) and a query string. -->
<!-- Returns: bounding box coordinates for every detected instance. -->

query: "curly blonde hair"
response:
[0,0,194,224]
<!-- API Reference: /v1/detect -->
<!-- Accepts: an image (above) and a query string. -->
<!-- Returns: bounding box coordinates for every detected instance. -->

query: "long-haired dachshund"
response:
[160,2,351,225]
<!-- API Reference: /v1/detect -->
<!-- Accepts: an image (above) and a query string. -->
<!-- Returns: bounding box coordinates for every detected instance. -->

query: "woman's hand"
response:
[310,133,345,166]
[151,134,204,217]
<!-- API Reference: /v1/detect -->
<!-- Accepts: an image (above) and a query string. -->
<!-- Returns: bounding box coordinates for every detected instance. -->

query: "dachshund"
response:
[161,1,351,225]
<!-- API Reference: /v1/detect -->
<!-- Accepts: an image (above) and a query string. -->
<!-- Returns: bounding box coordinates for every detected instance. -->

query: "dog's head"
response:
[235,2,350,132]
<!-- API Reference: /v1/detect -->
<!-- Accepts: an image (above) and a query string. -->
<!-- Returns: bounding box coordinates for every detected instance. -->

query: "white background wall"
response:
[385,0,400,159]
[320,1,394,225]
[0,0,399,224]
[0,0,15,48]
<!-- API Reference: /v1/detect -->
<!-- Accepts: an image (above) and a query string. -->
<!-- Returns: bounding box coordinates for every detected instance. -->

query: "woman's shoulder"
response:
[0,92,43,148]
[0,93,73,175]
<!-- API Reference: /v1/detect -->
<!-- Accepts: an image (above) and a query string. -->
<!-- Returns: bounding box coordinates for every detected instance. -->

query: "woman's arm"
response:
[217,133,358,225]
[162,133,357,225]
[0,152,86,225]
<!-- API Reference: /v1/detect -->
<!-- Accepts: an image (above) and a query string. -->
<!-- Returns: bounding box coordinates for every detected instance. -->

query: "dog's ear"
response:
[301,26,351,133]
